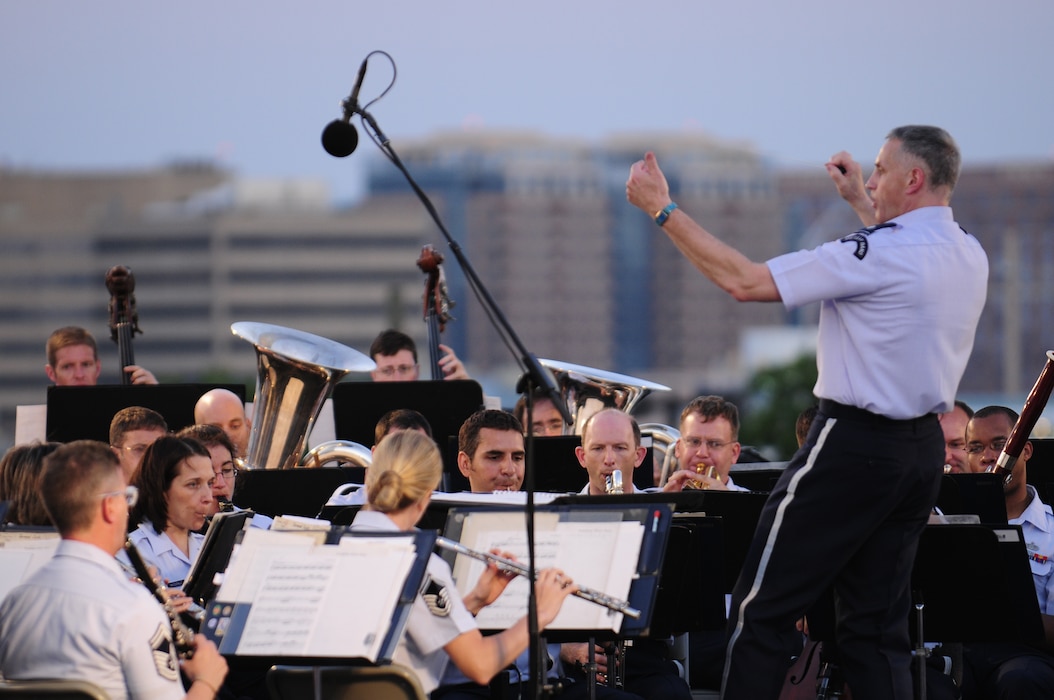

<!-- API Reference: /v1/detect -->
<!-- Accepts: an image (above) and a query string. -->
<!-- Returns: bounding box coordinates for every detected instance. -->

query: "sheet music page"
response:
[215,529,319,602]
[231,537,417,659]
[0,534,61,599]
[453,514,641,631]
[14,404,46,444]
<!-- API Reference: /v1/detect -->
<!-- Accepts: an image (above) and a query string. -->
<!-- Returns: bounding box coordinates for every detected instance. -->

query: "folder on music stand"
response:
[201,528,434,664]
[440,502,672,640]
[45,383,247,444]
[331,379,484,448]
[183,510,253,608]
[233,466,367,519]
[806,523,1044,645]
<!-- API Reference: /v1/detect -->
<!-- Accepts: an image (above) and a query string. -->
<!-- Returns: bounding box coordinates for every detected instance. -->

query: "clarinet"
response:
[124,539,196,658]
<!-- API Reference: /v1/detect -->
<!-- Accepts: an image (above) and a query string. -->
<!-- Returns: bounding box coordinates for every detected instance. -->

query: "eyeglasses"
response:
[375,364,417,377]
[113,443,151,458]
[99,484,139,507]
[965,438,1008,456]
[682,437,734,451]
[214,466,237,480]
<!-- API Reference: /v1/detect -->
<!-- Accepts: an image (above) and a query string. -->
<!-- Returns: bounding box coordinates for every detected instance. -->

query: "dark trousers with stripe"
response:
[721,400,944,700]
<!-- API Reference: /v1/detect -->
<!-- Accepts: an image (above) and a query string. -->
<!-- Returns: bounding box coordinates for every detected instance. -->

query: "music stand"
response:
[807,523,1044,645]
[202,529,434,665]
[555,490,769,593]
[936,473,1008,524]
[45,383,246,443]
[183,510,253,607]
[441,503,673,640]
[331,379,483,447]
[234,467,366,518]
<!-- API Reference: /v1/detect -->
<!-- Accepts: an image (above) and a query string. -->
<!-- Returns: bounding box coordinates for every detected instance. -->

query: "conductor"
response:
[626,125,988,699]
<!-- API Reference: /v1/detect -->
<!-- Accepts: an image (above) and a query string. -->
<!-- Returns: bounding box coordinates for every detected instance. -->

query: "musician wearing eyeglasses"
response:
[664,395,750,493]
[109,406,169,482]
[0,440,227,700]
[957,405,1054,698]
[514,390,567,437]
[369,328,470,381]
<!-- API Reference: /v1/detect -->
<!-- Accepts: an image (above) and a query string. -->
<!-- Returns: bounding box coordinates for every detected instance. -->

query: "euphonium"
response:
[301,439,372,468]
[232,322,375,470]
[604,470,624,494]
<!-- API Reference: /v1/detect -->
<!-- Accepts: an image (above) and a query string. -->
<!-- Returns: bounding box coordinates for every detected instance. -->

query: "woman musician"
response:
[120,436,215,614]
[349,430,578,694]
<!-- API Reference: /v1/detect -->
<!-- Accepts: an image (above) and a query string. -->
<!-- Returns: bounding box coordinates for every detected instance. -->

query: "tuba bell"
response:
[538,359,682,486]
[232,322,375,470]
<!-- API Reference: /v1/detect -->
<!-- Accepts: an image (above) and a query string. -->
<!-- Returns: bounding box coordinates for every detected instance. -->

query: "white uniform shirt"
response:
[349,509,477,694]
[1010,485,1054,615]
[123,521,204,586]
[767,206,987,419]
[0,540,183,700]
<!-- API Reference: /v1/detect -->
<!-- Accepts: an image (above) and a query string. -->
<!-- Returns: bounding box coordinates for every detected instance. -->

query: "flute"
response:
[436,536,641,619]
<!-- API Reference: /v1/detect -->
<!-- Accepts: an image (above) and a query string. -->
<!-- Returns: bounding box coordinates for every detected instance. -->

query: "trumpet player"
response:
[664,395,749,493]
[567,409,693,700]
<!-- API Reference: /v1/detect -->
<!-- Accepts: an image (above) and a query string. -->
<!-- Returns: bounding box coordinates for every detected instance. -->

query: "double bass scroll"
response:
[416,245,455,381]
[105,265,143,385]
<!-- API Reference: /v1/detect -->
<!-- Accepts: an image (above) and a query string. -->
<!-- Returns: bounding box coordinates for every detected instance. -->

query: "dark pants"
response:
[722,400,944,700]
[960,642,1054,700]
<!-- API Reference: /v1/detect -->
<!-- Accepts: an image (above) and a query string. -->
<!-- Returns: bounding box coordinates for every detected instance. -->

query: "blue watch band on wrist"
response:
[654,202,678,226]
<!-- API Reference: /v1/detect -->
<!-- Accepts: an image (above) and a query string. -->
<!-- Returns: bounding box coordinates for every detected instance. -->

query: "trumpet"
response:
[605,470,624,494]
[435,536,641,619]
[682,464,716,490]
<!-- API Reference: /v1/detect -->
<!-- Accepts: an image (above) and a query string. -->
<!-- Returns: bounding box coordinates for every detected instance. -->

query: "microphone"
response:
[321,58,368,158]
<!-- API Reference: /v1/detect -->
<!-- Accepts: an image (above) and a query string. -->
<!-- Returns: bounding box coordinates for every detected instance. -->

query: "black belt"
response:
[818,399,936,430]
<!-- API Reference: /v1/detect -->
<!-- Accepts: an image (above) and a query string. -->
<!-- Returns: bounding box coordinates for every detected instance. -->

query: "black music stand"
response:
[441,503,673,640]
[183,510,254,607]
[555,490,770,593]
[234,467,366,518]
[203,529,435,665]
[45,383,246,443]
[936,472,1008,524]
[331,379,483,447]
[806,523,1044,697]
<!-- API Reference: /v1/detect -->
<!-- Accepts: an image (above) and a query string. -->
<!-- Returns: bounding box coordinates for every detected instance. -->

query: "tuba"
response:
[232,322,375,470]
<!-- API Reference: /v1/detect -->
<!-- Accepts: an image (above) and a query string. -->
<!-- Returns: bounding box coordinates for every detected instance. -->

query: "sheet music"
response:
[215,529,323,603]
[14,404,47,444]
[450,513,642,631]
[216,530,417,660]
[0,535,60,600]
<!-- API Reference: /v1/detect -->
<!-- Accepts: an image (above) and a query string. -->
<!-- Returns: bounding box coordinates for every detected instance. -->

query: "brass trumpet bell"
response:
[233,322,375,470]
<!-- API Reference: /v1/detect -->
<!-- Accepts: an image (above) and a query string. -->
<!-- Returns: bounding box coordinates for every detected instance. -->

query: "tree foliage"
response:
[739,354,818,461]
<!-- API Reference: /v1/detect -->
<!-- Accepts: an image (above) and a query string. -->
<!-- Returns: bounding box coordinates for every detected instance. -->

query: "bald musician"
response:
[194,388,251,457]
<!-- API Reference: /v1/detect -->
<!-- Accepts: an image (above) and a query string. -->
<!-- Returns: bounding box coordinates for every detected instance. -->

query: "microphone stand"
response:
[356,105,572,700]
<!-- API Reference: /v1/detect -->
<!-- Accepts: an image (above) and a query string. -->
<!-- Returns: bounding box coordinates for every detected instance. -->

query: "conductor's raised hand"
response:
[626,151,672,215]
[535,568,577,629]
[826,151,876,226]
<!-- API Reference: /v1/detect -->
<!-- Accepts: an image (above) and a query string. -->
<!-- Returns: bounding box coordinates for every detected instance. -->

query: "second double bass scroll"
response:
[105,265,143,385]
[416,245,455,380]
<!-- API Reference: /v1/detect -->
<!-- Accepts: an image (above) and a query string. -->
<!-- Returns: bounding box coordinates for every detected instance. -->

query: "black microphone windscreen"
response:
[321,120,358,158]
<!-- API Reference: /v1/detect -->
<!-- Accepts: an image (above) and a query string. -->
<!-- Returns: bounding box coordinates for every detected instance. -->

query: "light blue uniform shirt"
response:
[767,206,987,419]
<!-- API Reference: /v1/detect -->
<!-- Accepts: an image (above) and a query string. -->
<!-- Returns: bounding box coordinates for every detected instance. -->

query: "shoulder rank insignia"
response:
[149,623,180,681]
[422,576,452,617]
[839,222,896,260]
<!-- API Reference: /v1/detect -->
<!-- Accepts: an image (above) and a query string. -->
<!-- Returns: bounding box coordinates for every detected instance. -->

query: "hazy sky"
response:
[2,1,1051,202]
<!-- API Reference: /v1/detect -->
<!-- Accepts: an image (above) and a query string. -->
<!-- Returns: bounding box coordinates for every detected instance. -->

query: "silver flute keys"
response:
[435,536,640,619]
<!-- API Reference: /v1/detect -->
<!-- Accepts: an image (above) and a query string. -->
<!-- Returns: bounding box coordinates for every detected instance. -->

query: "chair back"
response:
[0,679,110,700]
[267,664,426,700]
